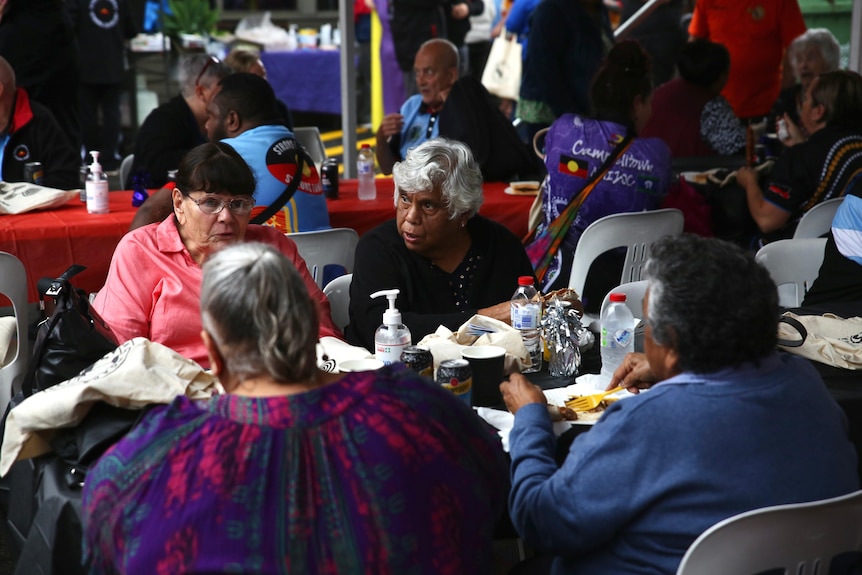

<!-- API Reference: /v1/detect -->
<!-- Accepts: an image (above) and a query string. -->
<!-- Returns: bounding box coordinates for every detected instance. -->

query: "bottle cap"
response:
[609,293,627,303]
[518,276,535,286]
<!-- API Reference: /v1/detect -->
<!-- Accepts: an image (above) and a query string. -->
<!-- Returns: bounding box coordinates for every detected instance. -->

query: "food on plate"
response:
[547,404,578,422]
[510,180,540,193]
[542,287,579,306]
[560,394,622,422]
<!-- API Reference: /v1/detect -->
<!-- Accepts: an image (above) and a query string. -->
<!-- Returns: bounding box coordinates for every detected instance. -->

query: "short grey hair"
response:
[200,242,318,383]
[178,53,232,98]
[644,235,778,373]
[791,28,842,73]
[392,137,484,220]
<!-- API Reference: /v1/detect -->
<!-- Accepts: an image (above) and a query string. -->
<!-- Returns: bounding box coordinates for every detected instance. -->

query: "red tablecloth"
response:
[0,180,534,302]
[329,178,534,238]
[0,192,137,302]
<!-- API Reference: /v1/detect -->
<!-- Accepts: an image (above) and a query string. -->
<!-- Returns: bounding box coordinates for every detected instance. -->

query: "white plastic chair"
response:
[793,197,844,239]
[323,273,352,331]
[287,227,359,288]
[755,238,827,308]
[119,154,134,188]
[568,209,684,330]
[676,489,862,575]
[293,126,327,167]
[0,252,28,412]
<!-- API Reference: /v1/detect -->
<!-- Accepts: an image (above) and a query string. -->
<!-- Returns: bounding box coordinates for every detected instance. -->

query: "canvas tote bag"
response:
[481,34,522,100]
[777,312,862,370]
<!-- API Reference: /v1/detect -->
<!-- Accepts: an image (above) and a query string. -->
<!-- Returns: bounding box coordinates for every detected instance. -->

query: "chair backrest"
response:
[323,273,352,331]
[119,154,135,189]
[287,227,359,288]
[0,252,28,411]
[568,209,684,328]
[793,197,844,239]
[676,489,862,575]
[755,238,827,307]
[293,126,327,167]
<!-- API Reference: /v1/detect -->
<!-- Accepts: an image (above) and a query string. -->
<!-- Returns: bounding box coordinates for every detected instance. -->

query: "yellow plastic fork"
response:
[565,386,624,412]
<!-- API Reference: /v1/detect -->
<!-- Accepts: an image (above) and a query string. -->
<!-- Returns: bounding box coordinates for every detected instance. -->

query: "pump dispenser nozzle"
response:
[370,289,402,327]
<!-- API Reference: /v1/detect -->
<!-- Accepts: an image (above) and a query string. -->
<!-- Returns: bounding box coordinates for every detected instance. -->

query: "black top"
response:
[69,0,138,85]
[128,94,206,189]
[3,92,80,190]
[345,215,537,351]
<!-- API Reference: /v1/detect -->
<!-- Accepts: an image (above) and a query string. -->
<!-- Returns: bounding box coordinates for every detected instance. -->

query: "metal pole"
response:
[340,0,358,178]
[613,0,670,40]
[851,0,862,73]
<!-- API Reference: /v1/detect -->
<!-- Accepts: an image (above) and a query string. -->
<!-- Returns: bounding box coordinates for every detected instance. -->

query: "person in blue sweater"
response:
[501,234,859,575]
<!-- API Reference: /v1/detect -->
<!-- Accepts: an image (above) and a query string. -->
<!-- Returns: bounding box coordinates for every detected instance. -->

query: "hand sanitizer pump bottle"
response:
[371,289,411,365]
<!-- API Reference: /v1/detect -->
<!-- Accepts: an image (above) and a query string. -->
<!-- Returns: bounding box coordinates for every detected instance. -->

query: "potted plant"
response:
[162,0,219,45]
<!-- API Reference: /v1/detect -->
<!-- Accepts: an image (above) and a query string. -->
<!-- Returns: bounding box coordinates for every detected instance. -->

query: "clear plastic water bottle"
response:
[511,276,542,374]
[600,293,635,388]
[357,144,377,201]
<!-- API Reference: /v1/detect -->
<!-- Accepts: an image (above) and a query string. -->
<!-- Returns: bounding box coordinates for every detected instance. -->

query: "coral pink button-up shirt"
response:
[93,217,342,368]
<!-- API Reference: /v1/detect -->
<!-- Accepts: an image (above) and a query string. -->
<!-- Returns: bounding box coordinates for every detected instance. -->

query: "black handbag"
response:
[24,264,117,395]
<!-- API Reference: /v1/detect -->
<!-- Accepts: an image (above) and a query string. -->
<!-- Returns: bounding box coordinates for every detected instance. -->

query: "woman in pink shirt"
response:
[93,142,341,367]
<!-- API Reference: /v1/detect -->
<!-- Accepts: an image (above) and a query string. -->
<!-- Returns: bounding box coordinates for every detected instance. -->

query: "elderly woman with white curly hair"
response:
[345,137,537,351]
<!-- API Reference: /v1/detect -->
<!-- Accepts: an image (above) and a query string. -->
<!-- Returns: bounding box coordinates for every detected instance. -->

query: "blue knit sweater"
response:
[509,352,859,574]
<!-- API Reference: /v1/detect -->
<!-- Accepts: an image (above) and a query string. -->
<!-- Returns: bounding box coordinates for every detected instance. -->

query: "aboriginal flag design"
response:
[559,155,588,178]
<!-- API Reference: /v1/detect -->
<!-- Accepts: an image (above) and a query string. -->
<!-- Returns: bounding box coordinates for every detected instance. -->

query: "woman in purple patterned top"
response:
[82,242,509,574]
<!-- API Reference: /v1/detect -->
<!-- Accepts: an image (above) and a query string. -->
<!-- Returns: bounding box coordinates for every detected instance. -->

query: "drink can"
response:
[436,359,472,405]
[24,162,44,185]
[401,345,433,378]
[321,159,339,199]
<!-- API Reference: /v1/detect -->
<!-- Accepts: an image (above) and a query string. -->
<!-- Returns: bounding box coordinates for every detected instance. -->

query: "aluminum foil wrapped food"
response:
[540,298,588,378]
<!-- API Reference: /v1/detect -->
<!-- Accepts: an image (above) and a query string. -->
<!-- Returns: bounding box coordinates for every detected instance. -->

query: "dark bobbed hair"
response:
[644,235,778,373]
[213,73,281,126]
[811,70,862,132]
[678,39,730,89]
[590,40,653,126]
[201,242,319,383]
[175,142,256,198]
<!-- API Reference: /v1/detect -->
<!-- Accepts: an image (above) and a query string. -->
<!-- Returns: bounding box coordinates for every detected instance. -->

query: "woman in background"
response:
[526,40,671,311]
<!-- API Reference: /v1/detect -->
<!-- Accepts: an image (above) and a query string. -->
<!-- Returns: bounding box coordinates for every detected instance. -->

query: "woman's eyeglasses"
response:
[188,194,255,216]
[195,55,221,87]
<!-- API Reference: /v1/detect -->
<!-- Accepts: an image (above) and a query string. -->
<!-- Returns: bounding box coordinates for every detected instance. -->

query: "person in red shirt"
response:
[688,0,806,121]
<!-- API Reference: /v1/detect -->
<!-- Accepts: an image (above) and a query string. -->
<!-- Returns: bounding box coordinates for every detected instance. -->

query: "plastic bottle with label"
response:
[371,289,411,365]
[357,144,377,201]
[600,293,635,388]
[86,151,109,214]
[511,276,542,373]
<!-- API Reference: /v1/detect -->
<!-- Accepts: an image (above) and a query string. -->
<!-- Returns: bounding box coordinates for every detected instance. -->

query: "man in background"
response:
[376,38,539,181]
[0,56,79,189]
[131,74,328,234]
[126,53,231,189]
[69,0,138,171]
